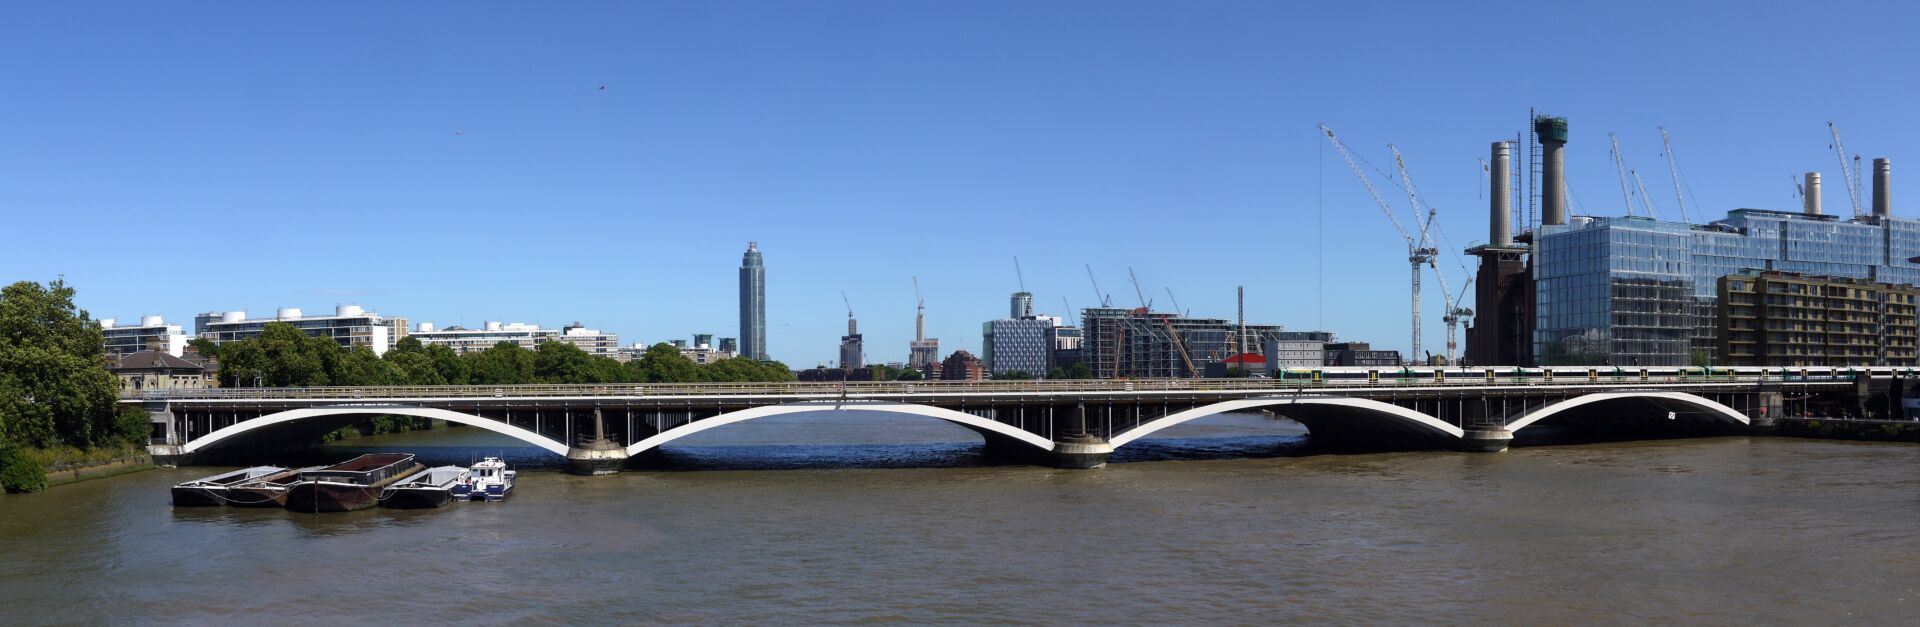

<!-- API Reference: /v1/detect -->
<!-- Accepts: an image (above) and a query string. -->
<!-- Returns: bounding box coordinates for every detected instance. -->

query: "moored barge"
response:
[170,466,286,506]
[285,454,422,513]
[224,467,312,508]
[379,466,469,509]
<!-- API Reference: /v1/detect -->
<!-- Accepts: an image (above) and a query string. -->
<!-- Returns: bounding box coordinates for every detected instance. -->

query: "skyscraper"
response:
[738,242,767,360]
[1010,291,1034,319]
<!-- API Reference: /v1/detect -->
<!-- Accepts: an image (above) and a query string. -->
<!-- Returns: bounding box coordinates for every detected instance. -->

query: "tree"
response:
[424,344,469,385]
[0,279,121,448]
[334,346,398,386]
[533,341,627,384]
[384,349,446,386]
[630,343,704,383]
[213,322,337,387]
[0,442,47,493]
[186,337,221,361]
[1050,363,1094,380]
[896,368,924,381]
[464,341,537,385]
[994,370,1035,380]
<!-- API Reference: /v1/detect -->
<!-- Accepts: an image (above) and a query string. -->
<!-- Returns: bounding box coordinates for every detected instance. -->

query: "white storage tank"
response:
[141,315,164,327]
[417,322,435,333]
[277,308,302,320]
[98,318,117,328]
[223,311,247,323]
[336,304,364,317]
[486,321,502,331]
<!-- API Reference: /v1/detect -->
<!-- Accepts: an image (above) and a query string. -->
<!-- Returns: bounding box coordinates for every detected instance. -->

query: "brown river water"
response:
[1,412,1916,624]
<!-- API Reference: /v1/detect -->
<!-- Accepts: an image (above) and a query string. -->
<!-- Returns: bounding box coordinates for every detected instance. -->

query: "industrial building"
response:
[99,316,189,358]
[1465,115,1914,368]
[195,305,400,356]
[1716,271,1919,366]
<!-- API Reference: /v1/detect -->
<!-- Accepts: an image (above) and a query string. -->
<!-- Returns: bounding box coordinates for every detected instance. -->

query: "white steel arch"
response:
[626,400,1057,456]
[1108,395,1464,448]
[181,404,570,456]
[1504,391,1751,433]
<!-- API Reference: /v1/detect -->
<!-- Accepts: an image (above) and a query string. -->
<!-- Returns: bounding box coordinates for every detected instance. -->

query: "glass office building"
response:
[1532,209,1920,366]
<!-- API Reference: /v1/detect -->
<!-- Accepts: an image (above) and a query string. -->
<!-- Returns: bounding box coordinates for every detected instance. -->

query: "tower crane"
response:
[1630,170,1662,220]
[912,276,925,342]
[1085,265,1112,307]
[1609,133,1637,216]
[1828,121,1866,217]
[1320,123,1437,362]
[1658,127,1694,223]
[1126,267,1152,311]
[841,291,854,321]
[1390,143,1463,365]
[1013,256,1028,292]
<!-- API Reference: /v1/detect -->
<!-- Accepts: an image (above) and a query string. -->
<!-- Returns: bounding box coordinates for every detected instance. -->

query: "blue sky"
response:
[2,1,1915,366]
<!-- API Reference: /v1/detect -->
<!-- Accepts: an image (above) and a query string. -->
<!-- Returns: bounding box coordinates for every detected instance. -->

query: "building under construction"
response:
[1080,307,1328,379]
[1464,114,1915,367]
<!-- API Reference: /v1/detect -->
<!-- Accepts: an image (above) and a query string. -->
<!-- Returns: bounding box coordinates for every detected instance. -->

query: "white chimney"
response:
[1804,172,1822,215]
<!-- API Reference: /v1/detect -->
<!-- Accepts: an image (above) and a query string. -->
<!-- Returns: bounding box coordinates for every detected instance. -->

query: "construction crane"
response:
[1828,121,1866,217]
[1320,123,1438,362]
[1658,127,1694,223]
[1126,267,1152,311]
[1061,297,1076,326]
[840,290,854,321]
[1609,133,1637,216]
[1431,270,1474,365]
[1085,265,1112,307]
[912,276,925,342]
[1164,287,1188,317]
[1013,256,1028,292]
[1631,169,1662,220]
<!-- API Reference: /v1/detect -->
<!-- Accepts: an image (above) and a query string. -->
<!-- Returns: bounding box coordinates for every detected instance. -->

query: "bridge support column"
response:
[1750,391,1783,435]
[566,409,629,476]
[1047,402,1111,469]
[147,444,187,467]
[1049,433,1113,469]
[1461,427,1513,453]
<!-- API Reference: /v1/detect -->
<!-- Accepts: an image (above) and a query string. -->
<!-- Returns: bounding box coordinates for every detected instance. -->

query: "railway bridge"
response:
[131,374,1858,474]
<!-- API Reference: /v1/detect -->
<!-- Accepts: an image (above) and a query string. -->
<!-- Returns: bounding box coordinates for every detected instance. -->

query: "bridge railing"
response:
[127,374,1817,402]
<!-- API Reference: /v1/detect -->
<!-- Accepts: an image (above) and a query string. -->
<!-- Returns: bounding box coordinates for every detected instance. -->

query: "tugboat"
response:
[171,466,286,506]
[285,453,422,513]
[451,457,515,502]
[222,467,313,508]
[379,466,469,509]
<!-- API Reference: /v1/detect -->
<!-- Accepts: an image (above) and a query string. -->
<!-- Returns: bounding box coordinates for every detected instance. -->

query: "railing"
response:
[126,374,1836,402]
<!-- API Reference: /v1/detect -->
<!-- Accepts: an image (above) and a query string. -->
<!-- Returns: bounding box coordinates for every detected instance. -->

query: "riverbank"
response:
[42,455,151,486]
[1775,417,1920,443]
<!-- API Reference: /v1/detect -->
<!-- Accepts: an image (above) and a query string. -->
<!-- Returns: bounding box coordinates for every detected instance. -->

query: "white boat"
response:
[452,457,515,502]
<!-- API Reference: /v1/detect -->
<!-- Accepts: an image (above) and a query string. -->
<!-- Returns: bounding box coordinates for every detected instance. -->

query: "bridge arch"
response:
[626,400,1057,456]
[1108,395,1464,448]
[181,404,570,456]
[1504,391,1750,433]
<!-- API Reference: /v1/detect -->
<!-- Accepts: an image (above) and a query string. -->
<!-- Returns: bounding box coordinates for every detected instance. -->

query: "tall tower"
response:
[1010,291,1034,319]
[839,316,864,369]
[738,242,767,360]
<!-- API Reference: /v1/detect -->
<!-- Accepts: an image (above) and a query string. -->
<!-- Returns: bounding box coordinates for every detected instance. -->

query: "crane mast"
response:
[1658,126,1693,223]
[1828,121,1866,217]
[1321,123,1433,361]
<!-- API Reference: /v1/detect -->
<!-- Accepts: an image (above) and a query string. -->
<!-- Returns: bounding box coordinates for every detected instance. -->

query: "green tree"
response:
[334,346,397,386]
[425,344,469,385]
[0,441,47,494]
[214,322,337,387]
[384,348,446,385]
[464,341,536,385]
[994,370,1035,380]
[896,368,924,381]
[533,341,627,384]
[0,279,121,448]
[630,343,704,383]
[186,337,221,361]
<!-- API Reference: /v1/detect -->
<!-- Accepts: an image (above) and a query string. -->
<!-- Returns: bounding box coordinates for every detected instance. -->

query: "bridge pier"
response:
[1461,427,1513,453]
[147,444,187,467]
[565,409,629,476]
[1049,433,1113,469]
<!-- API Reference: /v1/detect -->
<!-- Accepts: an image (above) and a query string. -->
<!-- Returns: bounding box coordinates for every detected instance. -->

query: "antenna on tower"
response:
[1013,256,1028,292]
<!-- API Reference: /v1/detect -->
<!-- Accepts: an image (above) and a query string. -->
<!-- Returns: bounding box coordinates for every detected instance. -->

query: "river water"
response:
[1,412,1916,624]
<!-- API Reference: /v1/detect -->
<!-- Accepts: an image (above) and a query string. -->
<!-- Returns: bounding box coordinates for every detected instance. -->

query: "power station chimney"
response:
[1874,158,1892,218]
[1535,116,1569,226]
[1804,172,1822,215]
[1491,141,1513,245]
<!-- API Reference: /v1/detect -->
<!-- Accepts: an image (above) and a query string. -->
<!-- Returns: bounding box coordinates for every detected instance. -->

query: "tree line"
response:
[195,323,798,387]
[0,280,151,493]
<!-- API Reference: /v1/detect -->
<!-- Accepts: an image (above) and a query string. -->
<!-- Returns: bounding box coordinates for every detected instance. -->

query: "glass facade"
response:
[1533,210,1920,366]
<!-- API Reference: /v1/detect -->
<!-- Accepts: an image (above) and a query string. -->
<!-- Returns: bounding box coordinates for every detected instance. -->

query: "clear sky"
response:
[3,1,1915,366]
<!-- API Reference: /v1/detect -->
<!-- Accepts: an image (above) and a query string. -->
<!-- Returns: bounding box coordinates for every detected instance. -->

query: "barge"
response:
[170,466,287,506]
[379,466,469,509]
[285,454,422,513]
[224,467,312,508]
